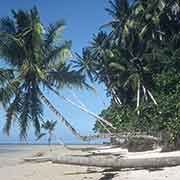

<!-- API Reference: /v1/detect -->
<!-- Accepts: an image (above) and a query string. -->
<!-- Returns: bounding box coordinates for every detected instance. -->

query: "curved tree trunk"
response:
[39,91,85,141]
[52,155,180,169]
[58,94,115,132]
[25,155,180,169]
[39,91,159,142]
[39,91,112,141]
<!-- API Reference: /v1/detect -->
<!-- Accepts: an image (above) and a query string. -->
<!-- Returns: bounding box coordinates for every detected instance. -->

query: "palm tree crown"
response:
[0,7,85,139]
[36,120,57,146]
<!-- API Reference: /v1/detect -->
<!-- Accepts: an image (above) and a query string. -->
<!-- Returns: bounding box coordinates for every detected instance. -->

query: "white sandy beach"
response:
[1,145,180,180]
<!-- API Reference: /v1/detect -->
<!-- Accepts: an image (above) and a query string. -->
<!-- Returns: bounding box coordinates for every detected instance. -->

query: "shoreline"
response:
[1,145,180,180]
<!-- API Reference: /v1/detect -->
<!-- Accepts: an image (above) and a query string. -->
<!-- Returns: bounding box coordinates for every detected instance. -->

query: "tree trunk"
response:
[39,91,113,141]
[39,90,159,142]
[136,79,140,115]
[39,90,85,141]
[52,155,180,169]
[160,130,180,152]
[59,95,115,131]
[25,155,180,169]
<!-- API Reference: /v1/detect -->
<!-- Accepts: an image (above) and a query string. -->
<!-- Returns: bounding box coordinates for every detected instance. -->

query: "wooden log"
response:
[24,157,51,163]
[83,134,159,141]
[89,147,128,155]
[51,155,180,169]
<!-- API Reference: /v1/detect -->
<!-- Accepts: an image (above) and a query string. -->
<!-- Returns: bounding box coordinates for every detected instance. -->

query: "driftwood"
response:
[89,147,128,155]
[52,155,180,168]
[82,133,159,141]
[24,157,51,163]
[60,145,120,151]
[24,154,180,169]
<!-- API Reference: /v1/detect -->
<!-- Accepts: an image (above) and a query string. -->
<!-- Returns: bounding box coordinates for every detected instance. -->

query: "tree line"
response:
[74,0,180,149]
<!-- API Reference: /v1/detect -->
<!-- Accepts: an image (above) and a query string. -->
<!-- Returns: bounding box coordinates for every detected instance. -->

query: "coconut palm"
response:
[0,7,90,139]
[74,0,163,112]
[73,32,122,105]
[104,0,131,45]
[103,0,159,108]
[36,120,57,149]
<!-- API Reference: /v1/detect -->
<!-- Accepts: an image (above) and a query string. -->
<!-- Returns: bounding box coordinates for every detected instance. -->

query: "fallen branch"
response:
[24,157,51,163]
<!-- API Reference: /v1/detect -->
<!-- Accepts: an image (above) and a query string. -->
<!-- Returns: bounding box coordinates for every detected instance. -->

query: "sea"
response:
[0,144,21,153]
[0,138,110,154]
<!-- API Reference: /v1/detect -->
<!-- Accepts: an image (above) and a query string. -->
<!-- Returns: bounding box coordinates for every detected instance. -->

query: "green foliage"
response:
[0,7,85,139]
[75,0,180,144]
[36,120,57,145]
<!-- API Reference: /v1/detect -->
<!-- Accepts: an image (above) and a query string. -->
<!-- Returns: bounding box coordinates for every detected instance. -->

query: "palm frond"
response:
[11,9,31,33]
[45,20,65,46]
[36,132,46,141]
[0,7,89,140]
[18,89,31,139]
[45,41,72,65]
[0,80,20,108]
[73,49,96,82]
[47,64,86,89]
[0,68,14,84]
[0,17,16,34]
[0,32,25,66]
[3,93,22,135]
[14,82,42,139]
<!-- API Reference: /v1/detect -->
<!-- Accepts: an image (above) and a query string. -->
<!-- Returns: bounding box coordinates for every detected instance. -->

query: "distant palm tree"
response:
[37,120,57,150]
[0,7,87,139]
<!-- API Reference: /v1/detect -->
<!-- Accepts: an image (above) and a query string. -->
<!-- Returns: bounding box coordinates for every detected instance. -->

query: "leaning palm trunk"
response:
[39,91,113,141]
[39,91,84,141]
[39,90,159,142]
[69,91,112,134]
[70,91,88,108]
[51,155,180,169]
[25,154,180,169]
[136,79,140,115]
[111,88,122,105]
[147,89,158,105]
[58,94,115,131]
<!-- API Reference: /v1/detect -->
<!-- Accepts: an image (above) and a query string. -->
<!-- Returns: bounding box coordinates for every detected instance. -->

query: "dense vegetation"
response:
[74,0,180,148]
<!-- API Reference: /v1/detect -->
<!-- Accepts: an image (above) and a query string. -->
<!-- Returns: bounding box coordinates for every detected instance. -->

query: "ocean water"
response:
[0,145,22,154]
[0,138,110,154]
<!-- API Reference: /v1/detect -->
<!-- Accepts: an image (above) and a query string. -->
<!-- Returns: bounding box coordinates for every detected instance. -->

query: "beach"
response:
[0,145,180,180]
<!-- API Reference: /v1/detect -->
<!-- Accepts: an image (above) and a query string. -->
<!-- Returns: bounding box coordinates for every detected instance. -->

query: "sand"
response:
[1,145,180,180]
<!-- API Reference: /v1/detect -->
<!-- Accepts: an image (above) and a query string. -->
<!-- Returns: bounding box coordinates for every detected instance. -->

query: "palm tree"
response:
[73,32,122,106]
[74,0,161,113]
[104,0,130,46]
[0,7,91,140]
[104,0,159,109]
[36,120,57,150]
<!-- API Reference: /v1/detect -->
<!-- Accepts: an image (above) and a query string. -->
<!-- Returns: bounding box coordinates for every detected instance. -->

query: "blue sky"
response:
[0,0,112,144]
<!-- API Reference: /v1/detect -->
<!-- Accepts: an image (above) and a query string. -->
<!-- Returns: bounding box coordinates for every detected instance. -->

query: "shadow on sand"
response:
[64,166,164,180]
[98,173,118,180]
